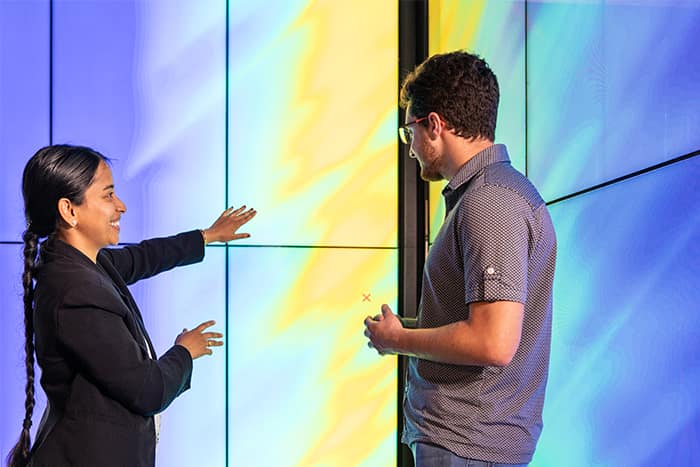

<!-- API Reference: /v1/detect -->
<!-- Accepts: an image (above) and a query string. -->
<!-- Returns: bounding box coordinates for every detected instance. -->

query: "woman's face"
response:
[73,161,127,252]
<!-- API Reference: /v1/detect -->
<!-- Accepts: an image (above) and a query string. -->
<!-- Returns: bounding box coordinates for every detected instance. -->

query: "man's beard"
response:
[418,142,444,182]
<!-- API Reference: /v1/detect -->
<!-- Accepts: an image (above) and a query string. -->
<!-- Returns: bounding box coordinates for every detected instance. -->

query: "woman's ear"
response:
[57,198,77,227]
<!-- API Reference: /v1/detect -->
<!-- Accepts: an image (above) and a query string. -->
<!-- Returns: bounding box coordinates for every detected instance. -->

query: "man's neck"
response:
[442,138,494,180]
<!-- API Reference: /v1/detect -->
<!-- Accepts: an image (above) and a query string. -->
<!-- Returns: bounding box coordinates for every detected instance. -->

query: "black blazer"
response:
[29,230,205,467]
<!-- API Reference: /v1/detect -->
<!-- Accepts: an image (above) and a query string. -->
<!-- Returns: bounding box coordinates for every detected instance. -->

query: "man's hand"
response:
[363,304,405,356]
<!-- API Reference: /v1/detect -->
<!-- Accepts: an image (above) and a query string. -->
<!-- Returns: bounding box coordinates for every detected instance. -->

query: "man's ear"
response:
[427,111,445,140]
[57,198,77,227]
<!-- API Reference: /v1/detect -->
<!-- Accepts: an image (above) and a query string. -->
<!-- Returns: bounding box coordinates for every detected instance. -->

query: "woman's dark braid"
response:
[7,229,39,467]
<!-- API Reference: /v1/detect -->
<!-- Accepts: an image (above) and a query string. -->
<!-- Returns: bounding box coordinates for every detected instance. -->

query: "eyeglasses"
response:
[398,116,428,145]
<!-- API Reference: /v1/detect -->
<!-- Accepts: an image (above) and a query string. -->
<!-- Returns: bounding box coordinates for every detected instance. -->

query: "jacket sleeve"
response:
[56,282,193,416]
[99,230,205,285]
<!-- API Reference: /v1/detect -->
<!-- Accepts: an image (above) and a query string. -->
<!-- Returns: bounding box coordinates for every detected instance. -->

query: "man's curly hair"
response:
[400,51,499,142]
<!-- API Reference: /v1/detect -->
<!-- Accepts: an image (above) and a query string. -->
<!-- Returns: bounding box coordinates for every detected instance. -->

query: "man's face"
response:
[405,108,444,182]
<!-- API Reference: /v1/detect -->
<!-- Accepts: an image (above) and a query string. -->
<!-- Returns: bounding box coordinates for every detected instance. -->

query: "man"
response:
[364,51,556,466]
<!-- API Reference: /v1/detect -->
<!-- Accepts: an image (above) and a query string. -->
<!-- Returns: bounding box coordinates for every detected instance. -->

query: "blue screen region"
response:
[127,245,228,467]
[527,1,700,202]
[534,155,700,466]
[52,0,227,243]
[0,1,50,241]
[466,0,526,174]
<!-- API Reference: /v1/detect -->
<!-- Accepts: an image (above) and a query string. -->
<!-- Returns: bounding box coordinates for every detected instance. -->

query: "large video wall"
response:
[0,1,397,466]
[429,1,700,466]
[2,1,699,466]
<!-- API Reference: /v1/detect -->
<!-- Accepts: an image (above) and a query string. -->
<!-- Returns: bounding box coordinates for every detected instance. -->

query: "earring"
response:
[71,220,77,227]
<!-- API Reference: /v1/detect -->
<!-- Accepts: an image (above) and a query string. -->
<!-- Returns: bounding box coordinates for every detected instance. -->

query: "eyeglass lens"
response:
[399,126,412,145]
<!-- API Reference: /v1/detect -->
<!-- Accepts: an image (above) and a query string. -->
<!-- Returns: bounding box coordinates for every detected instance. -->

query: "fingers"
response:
[174,321,225,359]
[203,331,224,339]
[233,209,256,226]
[363,312,385,329]
[195,320,216,331]
[364,318,383,355]
[224,206,255,222]
[225,205,246,217]
[366,340,386,356]
[240,207,256,217]
[206,206,256,244]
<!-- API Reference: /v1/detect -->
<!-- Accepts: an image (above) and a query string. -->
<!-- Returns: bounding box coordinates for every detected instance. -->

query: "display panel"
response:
[52,0,227,243]
[535,156,700,466]
[129,246,227,467]
[228,0,398,248]
[527,1,700,201]
[0,0,50,241]
[426,0,525,242]
[227,247,398,466]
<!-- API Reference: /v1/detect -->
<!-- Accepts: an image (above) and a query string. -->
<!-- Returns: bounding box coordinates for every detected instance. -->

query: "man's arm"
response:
[364,300,523,367]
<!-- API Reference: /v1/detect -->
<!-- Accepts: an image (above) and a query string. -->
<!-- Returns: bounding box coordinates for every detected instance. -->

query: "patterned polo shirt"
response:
[402,144,557,464]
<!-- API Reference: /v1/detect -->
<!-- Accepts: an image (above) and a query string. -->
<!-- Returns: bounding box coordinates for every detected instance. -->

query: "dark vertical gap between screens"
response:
[49,0,53,144]
[224,0,231,462]
[398,1,429,465]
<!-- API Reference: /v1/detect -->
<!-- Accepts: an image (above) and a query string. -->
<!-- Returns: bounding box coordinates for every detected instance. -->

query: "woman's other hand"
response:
[175,320,223,359]
[201,205,256,244]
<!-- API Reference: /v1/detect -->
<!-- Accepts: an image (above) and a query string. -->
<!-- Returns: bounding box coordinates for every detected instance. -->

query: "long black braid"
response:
[6,229,39,467]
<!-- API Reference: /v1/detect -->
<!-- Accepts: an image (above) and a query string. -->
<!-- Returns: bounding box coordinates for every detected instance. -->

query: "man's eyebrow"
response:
[102,184,114,191]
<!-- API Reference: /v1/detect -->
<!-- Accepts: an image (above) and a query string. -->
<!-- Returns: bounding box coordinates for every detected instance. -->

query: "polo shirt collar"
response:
[441,144,510,213]
[444,143,510,193]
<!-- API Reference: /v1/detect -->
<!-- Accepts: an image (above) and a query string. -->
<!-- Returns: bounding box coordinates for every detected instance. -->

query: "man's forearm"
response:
[397,321,509,366]
[397,301,524,367]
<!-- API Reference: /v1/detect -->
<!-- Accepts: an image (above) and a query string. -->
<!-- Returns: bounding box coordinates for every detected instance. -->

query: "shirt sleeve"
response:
[456,184,534,305]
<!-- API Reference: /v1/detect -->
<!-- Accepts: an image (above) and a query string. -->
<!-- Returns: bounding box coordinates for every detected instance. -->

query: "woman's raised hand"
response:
[175,320,223,359]
[201,205,256,244]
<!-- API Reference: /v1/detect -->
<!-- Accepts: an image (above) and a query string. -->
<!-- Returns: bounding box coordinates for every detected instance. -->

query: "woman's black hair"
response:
[7,144,108,467]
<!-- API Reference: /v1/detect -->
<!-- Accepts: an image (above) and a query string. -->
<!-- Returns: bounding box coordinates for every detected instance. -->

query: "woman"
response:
[7,145,256,467]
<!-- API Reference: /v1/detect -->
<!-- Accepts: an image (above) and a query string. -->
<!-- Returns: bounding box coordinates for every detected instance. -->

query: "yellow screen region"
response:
[228,247,398,466]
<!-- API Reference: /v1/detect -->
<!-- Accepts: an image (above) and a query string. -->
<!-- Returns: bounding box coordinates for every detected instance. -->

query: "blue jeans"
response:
[411,442,529,467]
